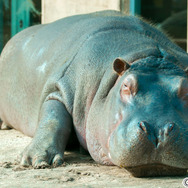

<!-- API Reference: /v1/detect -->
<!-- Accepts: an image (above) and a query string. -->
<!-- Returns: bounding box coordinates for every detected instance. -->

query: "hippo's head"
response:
[87,56,188,177]
[109,57,188,177]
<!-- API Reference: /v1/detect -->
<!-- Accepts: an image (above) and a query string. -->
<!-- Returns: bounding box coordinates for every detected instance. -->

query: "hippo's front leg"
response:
[20,100,72,168]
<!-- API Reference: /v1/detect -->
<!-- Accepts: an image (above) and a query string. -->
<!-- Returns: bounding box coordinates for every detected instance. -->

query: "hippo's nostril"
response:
[155,137,159,147]
[164,123,175,136]
[169,123,174,131]
[138,121,147,133]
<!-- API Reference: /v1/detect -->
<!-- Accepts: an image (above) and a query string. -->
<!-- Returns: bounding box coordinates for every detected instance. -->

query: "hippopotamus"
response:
[0,10,187,177]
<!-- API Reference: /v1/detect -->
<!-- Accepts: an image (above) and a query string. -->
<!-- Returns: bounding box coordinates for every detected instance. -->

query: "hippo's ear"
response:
[113,58,130,76]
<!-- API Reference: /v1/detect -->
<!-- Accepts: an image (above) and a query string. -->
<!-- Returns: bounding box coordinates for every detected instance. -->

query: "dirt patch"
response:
[0,129,187,188]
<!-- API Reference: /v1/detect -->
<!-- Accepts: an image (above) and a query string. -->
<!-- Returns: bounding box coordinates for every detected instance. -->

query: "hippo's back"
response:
[0,11,128,135]
[0,10,187,136]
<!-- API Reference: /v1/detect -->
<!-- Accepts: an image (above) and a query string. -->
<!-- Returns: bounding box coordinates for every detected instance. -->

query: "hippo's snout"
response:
[138,121,175,148]
[109,120,188,177]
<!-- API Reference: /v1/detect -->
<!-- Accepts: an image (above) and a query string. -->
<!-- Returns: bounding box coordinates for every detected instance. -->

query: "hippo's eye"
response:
[122,84,131,95]
[121,74,138,101]
[122,84,130,91]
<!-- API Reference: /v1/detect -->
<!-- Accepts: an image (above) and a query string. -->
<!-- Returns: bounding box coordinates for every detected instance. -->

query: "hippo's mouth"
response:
[125,164,188,177]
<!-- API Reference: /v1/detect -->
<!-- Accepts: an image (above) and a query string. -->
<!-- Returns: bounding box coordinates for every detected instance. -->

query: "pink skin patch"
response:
[107,112,123,150]
[105,74,138,162]
[178,79,188,107]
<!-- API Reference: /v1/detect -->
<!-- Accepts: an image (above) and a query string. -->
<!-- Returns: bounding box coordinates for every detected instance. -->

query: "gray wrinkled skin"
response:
[0,10,187,177]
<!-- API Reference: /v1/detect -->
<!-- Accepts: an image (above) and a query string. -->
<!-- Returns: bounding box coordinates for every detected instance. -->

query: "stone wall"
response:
[42,0,123,24]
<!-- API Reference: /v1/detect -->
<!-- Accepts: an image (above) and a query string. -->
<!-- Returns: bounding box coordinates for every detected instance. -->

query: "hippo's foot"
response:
[20,100,72,168]
[0,122,12,130]
[20,141,64,168]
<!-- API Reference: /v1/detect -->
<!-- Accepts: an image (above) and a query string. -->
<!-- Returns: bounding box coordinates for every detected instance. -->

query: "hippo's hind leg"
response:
[0,120,12,130]
[20,100,72,168]
[0,119,2,129]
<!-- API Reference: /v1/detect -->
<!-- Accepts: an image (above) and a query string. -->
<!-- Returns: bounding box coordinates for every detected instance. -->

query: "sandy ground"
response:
[0,129,187,188]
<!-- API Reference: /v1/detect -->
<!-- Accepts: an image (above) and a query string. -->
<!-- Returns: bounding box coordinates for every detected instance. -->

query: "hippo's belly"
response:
[0,25,63,136]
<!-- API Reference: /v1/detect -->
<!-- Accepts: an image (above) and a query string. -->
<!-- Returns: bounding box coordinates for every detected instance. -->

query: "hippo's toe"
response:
[33,160,50,169]
[20,154,30,167]
[51,153,64,167]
